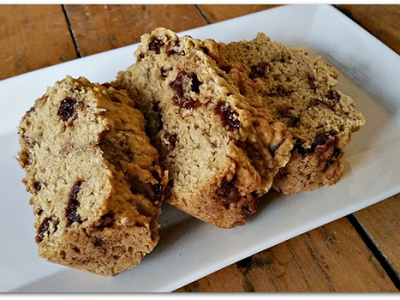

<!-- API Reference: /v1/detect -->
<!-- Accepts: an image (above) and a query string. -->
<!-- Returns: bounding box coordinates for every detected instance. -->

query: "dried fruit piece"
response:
[216,175,241,207]
[36,217,52,243]
[58,98,77,122]
[66,180,83,226]
[169,71,199,110]
[215,102,240,131]
[148,39,164,54]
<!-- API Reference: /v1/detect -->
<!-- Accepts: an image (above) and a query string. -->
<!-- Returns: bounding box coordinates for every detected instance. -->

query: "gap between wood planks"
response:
[58,4,400,291]
[194,5,211,25]
[347,214,400,290]
[61,4,81,58]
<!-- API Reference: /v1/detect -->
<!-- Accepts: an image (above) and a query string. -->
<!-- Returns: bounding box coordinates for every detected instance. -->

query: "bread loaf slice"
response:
[116,28,293,228]
[18,76,166,276]
[218,33,366,195]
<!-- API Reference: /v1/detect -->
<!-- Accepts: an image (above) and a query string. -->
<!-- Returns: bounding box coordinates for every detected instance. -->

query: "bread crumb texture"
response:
[117,28,293,228]
[18,76,166,276]
[219,33,366,194]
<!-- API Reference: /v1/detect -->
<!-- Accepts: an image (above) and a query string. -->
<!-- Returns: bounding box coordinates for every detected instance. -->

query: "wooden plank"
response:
[0,5,77,80]
[355,194,400,273]
[337,5,400,55]
[175,265,246,292]
[64,4,208,57]
[175,218,397,292]
[198,4,280,23]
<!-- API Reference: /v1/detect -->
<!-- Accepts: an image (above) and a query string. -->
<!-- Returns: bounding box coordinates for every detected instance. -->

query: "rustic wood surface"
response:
[337,5,400,55]
[333,4,400,291]
[0,5,76,80]
[198,4,280,23]
[355,194,400,274]
[176,218,397,292]
[2,4,399,292]
[63,5,207,57]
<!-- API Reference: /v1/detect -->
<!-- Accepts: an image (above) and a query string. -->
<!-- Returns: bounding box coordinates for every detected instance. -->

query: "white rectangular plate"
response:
[1,4,400,292]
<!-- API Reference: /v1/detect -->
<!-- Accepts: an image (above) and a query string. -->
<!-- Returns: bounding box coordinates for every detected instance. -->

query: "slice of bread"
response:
[18,76,166,276]
[116,28,293,228]
[218,33,366,195]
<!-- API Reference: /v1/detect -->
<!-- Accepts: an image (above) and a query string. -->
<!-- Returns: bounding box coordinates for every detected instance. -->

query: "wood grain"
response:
[337,5,400,55]
[64,4,207,57]
[198,5,280,23]
[0,5,76,80]
[355,194,400,273]
[176,218,397,292]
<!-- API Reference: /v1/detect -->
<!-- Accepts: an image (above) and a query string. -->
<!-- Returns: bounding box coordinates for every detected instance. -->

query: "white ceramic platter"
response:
[1,4,400,292]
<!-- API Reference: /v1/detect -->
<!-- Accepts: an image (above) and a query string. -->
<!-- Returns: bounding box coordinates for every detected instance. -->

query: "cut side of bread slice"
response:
[116,28,293,228]
[218,33,366,195]
[18,76,166,276]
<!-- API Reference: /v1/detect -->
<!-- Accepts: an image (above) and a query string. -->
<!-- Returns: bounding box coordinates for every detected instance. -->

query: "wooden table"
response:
[2,4,399,292]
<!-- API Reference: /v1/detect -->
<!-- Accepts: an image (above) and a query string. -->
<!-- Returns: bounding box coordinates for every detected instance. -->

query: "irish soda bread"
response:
[219,33,366,195]
[116,28,293,228]
[18,76,166,276]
